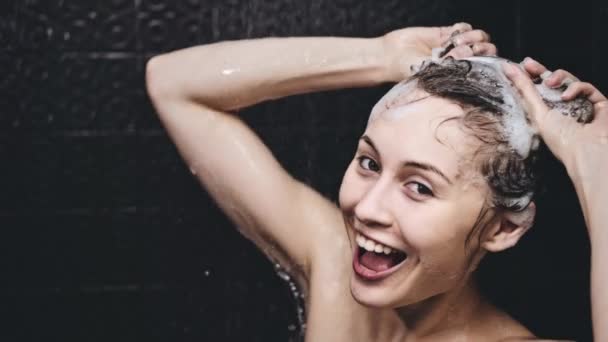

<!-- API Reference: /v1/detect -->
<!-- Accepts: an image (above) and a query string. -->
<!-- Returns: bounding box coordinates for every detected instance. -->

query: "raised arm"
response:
[505,59,608,341]
[146,23,492,111]
[145,23,493,282]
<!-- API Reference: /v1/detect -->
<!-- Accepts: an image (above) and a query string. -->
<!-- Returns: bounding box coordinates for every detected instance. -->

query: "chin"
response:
[349,274,414,309]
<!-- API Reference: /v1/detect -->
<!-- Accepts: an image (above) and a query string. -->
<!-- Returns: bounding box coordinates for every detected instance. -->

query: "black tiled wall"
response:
[2,0,605,341]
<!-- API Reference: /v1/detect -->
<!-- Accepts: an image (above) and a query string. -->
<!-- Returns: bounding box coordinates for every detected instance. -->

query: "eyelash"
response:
[357,155,380,172]
[405,182,434,197]
[356,155,435,198]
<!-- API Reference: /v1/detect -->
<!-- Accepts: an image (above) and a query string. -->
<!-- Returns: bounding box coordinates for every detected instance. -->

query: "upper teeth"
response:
[356,232,394,255]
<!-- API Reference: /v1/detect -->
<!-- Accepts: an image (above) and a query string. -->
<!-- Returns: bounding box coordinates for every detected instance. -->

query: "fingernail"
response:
[524,56,537,64]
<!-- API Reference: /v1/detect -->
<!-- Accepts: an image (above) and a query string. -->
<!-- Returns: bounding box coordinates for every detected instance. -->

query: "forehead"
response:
[365,95,480,181]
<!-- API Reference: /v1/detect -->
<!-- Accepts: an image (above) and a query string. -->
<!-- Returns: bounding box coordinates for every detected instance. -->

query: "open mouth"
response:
[352,232,408,281]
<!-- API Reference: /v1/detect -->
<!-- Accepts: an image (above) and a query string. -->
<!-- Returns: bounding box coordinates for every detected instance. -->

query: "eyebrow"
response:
[360,135,453,185]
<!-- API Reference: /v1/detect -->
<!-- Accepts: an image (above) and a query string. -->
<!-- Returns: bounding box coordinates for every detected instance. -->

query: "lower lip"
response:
[352,247,407,282]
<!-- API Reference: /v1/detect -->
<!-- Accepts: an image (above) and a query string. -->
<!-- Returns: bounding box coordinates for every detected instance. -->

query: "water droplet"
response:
[276,270,290,281]
[288,324,296,331]
[189,166,197,175]
[221,68,240,75]
[274,263,306,336]
[203,270,210,276]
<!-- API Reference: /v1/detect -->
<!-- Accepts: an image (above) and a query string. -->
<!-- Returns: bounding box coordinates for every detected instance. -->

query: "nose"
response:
[353,179,393,229]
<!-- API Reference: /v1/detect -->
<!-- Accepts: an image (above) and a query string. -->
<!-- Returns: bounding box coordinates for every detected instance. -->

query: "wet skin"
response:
[144,25,585,340]
[302,94,538,341]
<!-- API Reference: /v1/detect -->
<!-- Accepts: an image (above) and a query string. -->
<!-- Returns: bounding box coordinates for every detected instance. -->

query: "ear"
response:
[482,202,536,252]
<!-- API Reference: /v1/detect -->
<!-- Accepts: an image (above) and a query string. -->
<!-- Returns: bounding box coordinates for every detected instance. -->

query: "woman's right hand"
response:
[381,22,497,81]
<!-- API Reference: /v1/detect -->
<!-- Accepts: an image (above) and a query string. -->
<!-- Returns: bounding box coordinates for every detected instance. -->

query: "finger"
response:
[456,22,473,30]
[446,44,475,59]
[562,82,608,103]
[502,62,549,124]
[472,42,497,56]
[440,22,473,42]
[586,100,608,128]
[504,62,580,163]
[545,69,579,88]
[597,100,608,112]
[452,29,491,46]
[451,22,473,35]
[596,100,608,120]
[521,57,548,78]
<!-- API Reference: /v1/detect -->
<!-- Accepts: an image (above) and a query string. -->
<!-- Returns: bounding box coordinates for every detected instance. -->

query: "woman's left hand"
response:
[503,58,608,181]
[505,58,608,342]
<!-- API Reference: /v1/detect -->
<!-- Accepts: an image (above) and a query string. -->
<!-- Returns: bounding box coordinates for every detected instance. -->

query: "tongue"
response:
[360,251,396,272]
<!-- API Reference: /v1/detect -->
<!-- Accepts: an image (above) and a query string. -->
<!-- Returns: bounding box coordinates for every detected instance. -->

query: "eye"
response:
[405,182,434,197]
[357,156,380,172]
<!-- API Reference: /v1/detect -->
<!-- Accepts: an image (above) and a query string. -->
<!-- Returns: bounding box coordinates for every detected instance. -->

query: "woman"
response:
[145,23,607,341]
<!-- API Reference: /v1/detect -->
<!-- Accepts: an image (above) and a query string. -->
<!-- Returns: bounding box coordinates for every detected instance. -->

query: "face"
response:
[339,90,493,309]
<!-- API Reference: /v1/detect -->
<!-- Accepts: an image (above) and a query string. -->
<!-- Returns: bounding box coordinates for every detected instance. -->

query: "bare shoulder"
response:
[297,184,354,285]
[473,303,538,342]
[490,313,574,342]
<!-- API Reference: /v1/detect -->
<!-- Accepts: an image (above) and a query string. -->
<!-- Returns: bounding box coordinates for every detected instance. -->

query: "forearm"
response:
[146,36,393,111]
[568,157,608,341]
[590,239,608,341]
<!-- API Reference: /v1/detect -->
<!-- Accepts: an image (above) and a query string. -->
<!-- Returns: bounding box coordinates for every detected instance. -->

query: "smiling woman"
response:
[145,22,608,341]
[339,60,543,322]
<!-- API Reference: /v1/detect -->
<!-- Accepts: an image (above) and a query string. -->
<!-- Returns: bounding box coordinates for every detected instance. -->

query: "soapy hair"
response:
[409,57,543,213]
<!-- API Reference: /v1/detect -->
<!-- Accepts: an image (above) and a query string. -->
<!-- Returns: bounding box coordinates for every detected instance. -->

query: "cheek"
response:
[399,205,461,245]
[417,232,470,282]
[400,206,473,270]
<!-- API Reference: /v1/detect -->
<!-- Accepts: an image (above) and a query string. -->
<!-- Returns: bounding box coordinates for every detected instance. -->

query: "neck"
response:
[395,278,485,337]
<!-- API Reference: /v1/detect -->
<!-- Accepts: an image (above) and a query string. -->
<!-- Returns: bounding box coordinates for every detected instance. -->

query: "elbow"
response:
[145,54,169,101]
[146,54,217,119]
[145,54,181,104]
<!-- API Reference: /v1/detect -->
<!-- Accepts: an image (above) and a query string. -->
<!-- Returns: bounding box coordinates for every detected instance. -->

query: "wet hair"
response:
[409,58,543,213]
[405,58,552,260]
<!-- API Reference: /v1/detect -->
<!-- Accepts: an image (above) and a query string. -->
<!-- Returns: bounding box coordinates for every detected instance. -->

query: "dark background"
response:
[1,0,606,341]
